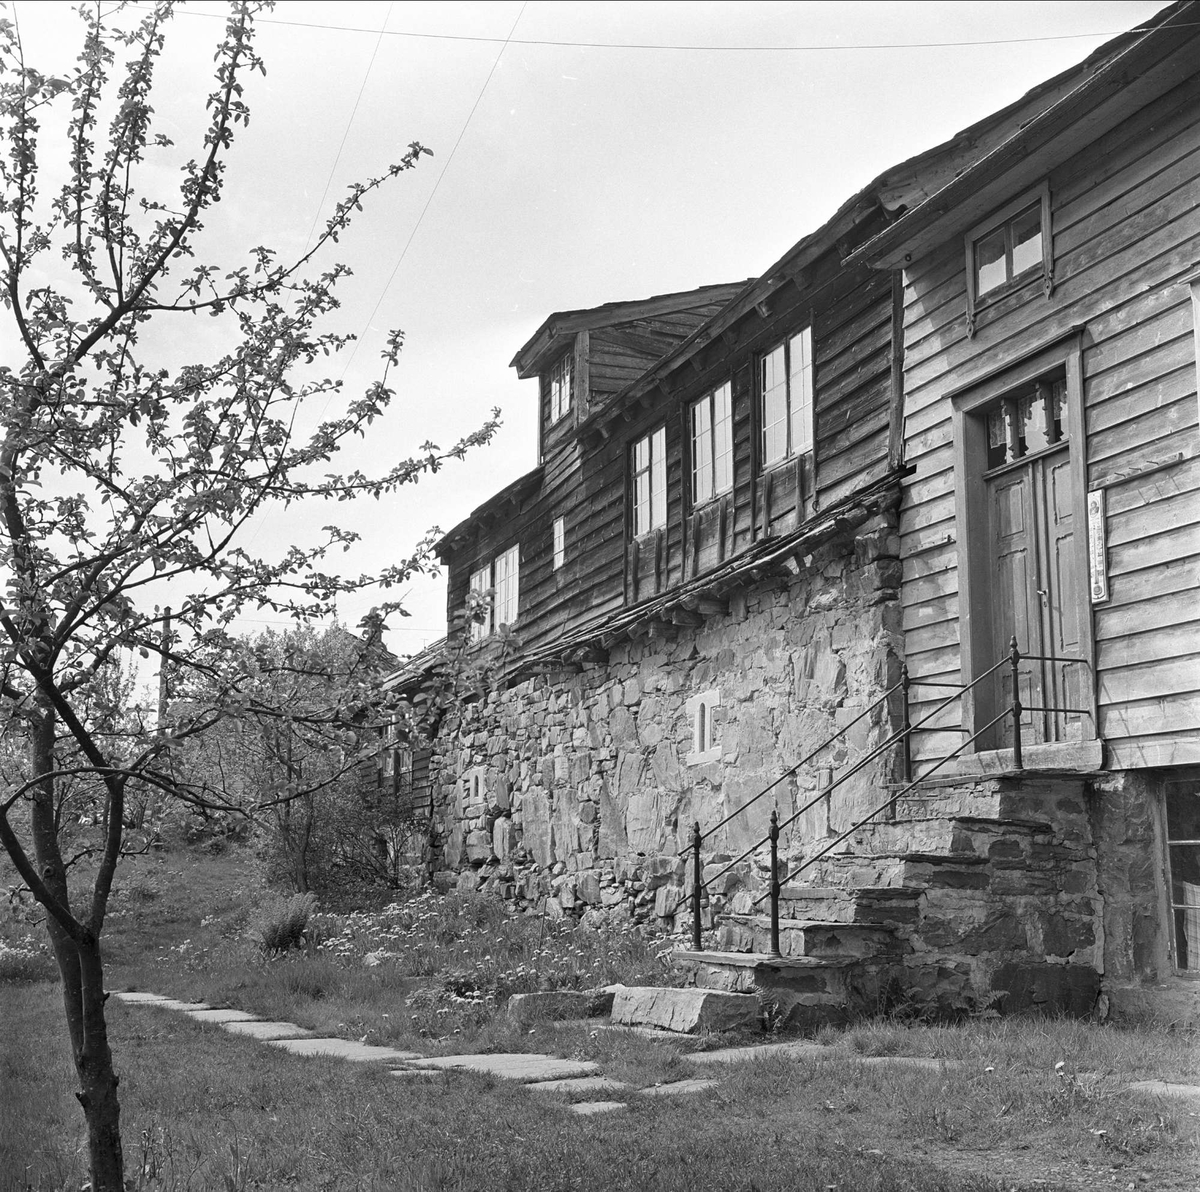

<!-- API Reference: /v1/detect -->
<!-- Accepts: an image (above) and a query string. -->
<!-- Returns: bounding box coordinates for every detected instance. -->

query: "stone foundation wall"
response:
[429,516,903,926]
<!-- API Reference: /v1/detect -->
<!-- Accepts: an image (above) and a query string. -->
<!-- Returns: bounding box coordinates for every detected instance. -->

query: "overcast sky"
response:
[13,0,1169,654]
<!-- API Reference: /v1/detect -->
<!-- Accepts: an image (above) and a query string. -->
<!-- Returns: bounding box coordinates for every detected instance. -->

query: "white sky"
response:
[10,0,1169,654]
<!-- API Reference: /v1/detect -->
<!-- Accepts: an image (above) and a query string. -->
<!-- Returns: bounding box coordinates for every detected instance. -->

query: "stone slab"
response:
[408,1053,600,1082]
[388,1069,442,1078]
[263,1037,421,1062]
[637,1078,718,1096]
[569,1101,628,1116]
[1128,1080,1200,1100]
[684,1040,828,1066]
[221,1020,313,1040]
[507,990,614,1026]
[526,1075,629,1094]
[856,1055,957,1071]
[610,987,760,1034]
[113,991,168,1003]
[184,1009,260,1024]
[155,1000,211,1012]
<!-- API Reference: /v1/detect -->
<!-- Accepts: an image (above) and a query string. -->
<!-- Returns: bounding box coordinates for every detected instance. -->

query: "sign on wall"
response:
[1087,488,1109,604]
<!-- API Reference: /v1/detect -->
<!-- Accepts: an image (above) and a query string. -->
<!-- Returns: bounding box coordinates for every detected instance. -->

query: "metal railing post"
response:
[1009,635,1023,770]
[691,821,703,951]
[900,662,912,783]
[768,809,781,957]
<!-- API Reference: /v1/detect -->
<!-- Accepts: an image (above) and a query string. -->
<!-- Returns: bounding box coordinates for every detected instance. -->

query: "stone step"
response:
[717,915,900,960]
[837,815,1052,859]
[777,885,922,925]
[610,985,760,1034]
[801,853,992,891]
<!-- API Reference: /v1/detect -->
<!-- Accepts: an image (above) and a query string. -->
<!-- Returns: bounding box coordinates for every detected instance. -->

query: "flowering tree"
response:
[0,4,495,1187]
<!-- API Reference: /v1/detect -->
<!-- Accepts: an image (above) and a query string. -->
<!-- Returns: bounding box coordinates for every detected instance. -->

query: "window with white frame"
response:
[965,183,1052,333]
[549,353,572,424]
[468,563,491,642]
[691,381,733,505]
[685,689,721,765]
[467,544,520,641]
[632,425,667,536]
[552,516,565,570]
[493,544,519,629]
[760,326,813,469]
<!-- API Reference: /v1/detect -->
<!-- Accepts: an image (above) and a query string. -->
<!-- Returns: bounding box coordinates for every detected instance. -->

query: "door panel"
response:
[984,445,1077,749]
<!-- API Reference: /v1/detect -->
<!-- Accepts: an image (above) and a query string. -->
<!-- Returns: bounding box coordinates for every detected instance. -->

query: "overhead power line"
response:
[127,5,1178,53]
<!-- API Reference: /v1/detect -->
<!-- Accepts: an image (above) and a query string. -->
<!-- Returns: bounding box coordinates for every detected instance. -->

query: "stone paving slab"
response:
[526,1075,629,1095]
[388,1069,442,1079]
[155,1000,212,1012]
[569,1101,628,1116]
[408,1053,600,1082]
[113,991,169,1003]
[185,1009,260,1024]
[637,1078,718,1097]
[222,1020,313,1040]
[856,1055,958,1071]
[1129,1080,1200,1100]
[264,1038,421,1062]
[684,1040,827,1065]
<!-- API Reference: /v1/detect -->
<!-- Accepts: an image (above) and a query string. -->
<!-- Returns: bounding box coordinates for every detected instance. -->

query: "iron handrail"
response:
[685,638,1090,953]
[684,653,1012,941]
[748,707,1012,910]
[679,676,905,854]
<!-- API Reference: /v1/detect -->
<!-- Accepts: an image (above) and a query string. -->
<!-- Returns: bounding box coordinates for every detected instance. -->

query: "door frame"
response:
[949,331,1099,766]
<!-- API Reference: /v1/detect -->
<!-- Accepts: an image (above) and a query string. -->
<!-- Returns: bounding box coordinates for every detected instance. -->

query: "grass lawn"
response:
[3,845,1199,1191]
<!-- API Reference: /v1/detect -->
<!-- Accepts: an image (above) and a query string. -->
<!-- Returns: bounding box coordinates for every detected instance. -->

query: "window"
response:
[691,381,733,505]
[467,545,520,641]
[760,326,813,469]
[552,516,565,570]
[983,375,1068,470]
[549,353,572,423]
[632,426,666,536]
[966,183,1052,334]
[685,689,721,765]
[1167,784,1200,971]
[493,544,519,628]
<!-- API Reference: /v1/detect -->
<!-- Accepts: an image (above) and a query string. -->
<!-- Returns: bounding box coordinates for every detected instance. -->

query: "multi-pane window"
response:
[552,516,565,570]
[760,326,813,468]
[973,202,1043,298]
[549,354,572,423]
[965,184,1051,334]
[632,426,666,536]
[467,545,520,641]
[690,381,733,505]
[468,564,491,642]
[493,545,519,628]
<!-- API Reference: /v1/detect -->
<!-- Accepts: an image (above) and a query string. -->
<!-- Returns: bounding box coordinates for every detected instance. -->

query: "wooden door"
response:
[985,444,1081,748]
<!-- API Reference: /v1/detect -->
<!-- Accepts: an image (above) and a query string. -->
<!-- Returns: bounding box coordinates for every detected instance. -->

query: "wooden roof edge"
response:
[433,465,545,558]
[847,1,1199,269]
[508,280,753,379]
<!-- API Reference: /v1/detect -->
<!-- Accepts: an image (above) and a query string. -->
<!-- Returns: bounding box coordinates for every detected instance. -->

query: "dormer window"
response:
[549,353,572,423]
[966,182,1052,335]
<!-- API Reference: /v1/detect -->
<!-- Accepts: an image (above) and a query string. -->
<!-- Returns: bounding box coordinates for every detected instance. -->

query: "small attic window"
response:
[549,353,572,424]
[965,182,1052,337]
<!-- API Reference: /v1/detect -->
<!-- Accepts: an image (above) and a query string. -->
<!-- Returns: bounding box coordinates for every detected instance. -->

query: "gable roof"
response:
[509,281,751,379]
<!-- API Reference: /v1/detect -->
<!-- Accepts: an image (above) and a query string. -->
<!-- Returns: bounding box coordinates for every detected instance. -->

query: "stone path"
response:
[115,991,1191,1118]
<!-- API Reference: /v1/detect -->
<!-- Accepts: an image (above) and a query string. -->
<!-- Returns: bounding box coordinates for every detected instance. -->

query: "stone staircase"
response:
[675,772,1103,1027]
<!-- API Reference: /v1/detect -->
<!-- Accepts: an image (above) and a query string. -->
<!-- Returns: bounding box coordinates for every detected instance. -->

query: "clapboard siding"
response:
[897,73,1200,769]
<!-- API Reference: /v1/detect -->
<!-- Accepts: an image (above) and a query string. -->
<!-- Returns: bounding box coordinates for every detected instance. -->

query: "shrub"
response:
[251,892,317,956]
[0,935,59,984]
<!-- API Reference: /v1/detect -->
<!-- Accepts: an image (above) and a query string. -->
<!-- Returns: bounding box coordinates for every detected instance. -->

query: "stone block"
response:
[507,991,595,1026]
[465,829,493,863]
[610,986,760,1034]
[577,871,601,905]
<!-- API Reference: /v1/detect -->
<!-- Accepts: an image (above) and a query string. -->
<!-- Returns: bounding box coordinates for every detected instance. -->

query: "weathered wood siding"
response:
[899,74,1200,769]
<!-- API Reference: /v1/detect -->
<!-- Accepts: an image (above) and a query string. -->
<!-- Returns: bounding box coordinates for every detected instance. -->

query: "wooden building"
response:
[847,0,1200,1009]
[397,3,1200,1022]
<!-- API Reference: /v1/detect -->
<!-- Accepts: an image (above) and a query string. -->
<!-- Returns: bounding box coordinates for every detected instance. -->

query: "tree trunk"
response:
[28,701,125,1190]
